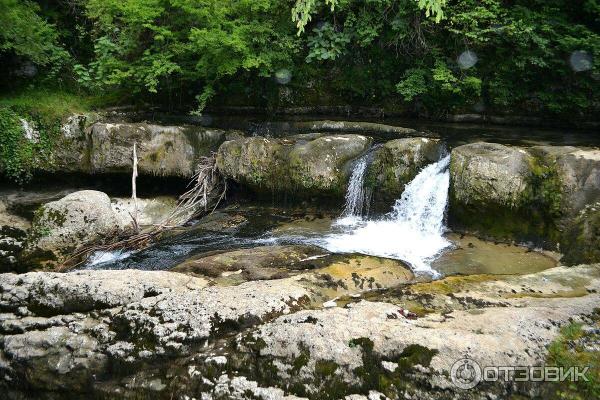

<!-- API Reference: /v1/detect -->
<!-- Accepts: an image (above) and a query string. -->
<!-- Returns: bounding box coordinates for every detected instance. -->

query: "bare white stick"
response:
[131,142,139,233]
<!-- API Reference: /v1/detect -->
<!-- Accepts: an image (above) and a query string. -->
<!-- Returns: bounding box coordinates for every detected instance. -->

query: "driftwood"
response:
[60,154,226,270]
[130,142,140,233]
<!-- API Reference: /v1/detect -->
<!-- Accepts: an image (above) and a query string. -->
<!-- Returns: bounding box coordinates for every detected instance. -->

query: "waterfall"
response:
[341,155,369,219]
[323,155,451,275]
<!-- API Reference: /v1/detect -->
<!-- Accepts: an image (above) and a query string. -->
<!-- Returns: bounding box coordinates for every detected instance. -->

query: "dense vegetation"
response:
[0,0,598,117]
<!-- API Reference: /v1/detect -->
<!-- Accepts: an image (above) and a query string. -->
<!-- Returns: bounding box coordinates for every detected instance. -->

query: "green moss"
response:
[349,337,438,398]
[292,348,311,373]
[527,156,564,220]
[544,311,600,400]
[561,205,600,265]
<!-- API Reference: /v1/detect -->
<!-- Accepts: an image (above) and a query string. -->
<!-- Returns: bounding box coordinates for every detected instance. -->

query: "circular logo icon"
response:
[451,358,482,389]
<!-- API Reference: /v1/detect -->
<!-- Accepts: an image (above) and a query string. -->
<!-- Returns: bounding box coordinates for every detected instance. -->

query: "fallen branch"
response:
[59,153,226,270]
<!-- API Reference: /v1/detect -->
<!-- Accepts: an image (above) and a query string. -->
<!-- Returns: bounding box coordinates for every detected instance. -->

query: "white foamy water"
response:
[321,155,451,275]
[87,250,133,267]
[342,156,368,218]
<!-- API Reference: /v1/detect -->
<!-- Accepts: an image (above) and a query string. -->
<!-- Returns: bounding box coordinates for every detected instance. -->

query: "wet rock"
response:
[366,138,443,209]
[312,255,414,292]
[48,113,101,173]
[449,142,600,263]
[172,245,329,281]
[450,142,533,210]
[192,211,249,233]
[217,134,372,198]
[22,190,124,267]
[0,199,30,232]
[449,142,555,246]
[0,226,27,272]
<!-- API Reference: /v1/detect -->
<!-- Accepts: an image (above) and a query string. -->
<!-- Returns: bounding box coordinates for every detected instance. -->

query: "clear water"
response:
[84,157,453,276]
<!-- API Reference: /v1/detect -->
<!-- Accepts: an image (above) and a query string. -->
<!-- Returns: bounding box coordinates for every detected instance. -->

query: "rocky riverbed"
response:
[1,116,599,399]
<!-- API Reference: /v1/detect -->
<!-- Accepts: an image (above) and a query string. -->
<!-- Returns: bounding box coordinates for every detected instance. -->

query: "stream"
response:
[83,151,557,278]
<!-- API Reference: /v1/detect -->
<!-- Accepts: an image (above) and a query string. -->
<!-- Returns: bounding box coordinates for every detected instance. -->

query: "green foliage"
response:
[0,0,598,119]
[306,23,351,62]
[75,0,298,112]
[0,0,69,73]
[0,107,57,183]
[396,68,428,102]
[547,316,600,400]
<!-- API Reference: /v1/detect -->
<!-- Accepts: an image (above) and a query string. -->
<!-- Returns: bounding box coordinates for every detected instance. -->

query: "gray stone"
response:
[88,123,229,177]
[111,196,180,228]
[217,134,372,197]
[450,142,533,209]
[23,190,123,265]
[530,146,600,215]
[366,138,443,208]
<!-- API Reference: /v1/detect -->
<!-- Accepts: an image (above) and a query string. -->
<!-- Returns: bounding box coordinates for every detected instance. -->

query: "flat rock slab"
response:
[172,245,330,281]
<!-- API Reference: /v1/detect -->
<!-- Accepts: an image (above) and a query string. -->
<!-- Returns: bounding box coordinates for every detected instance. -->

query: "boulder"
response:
[217,134,372,198]
[0,269,310,395]
[449,142,600,263]
[366,138,443,209]
[44,117,242,177]
[561,202,600,264]
[88,123,231,177]
[450,142,534,209]
[1,263,599,398]
[529,146,600,215]
[22,190,123,266]
[449,142,556,245]
[49,113,101,173]
[111,196,179,228]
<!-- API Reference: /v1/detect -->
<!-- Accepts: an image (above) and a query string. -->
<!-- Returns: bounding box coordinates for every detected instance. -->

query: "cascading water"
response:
[322,155,452,275]
[340,155,369,220]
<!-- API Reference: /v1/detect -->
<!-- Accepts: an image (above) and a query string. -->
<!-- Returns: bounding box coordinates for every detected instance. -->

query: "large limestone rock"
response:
[529,146,600,215]
[111,196,180,228]
[449,142,600,263]
[561,202,600,264]
[0,269,309,395]
[88,123,232,177]
[45,116,242,177]
[49,113,101,173]
[23,190,123,266]
[449,142,556,245]
[366,138,443,209]
[217,134,372,197]
[450,142,534,209]
[1,263,599,399]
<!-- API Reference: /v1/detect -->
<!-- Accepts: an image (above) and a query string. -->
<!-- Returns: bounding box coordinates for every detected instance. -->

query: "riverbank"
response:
[1,114,599,399]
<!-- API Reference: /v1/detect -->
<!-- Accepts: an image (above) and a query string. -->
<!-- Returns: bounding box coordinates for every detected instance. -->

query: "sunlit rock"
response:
[217,134,372,198]
[22,190,123,267]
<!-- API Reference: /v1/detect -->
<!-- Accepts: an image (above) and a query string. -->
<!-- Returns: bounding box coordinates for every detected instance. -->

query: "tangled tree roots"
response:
[61,154,227,270]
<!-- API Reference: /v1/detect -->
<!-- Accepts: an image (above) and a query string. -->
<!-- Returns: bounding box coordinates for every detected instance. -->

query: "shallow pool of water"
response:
[84,202,558,278]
